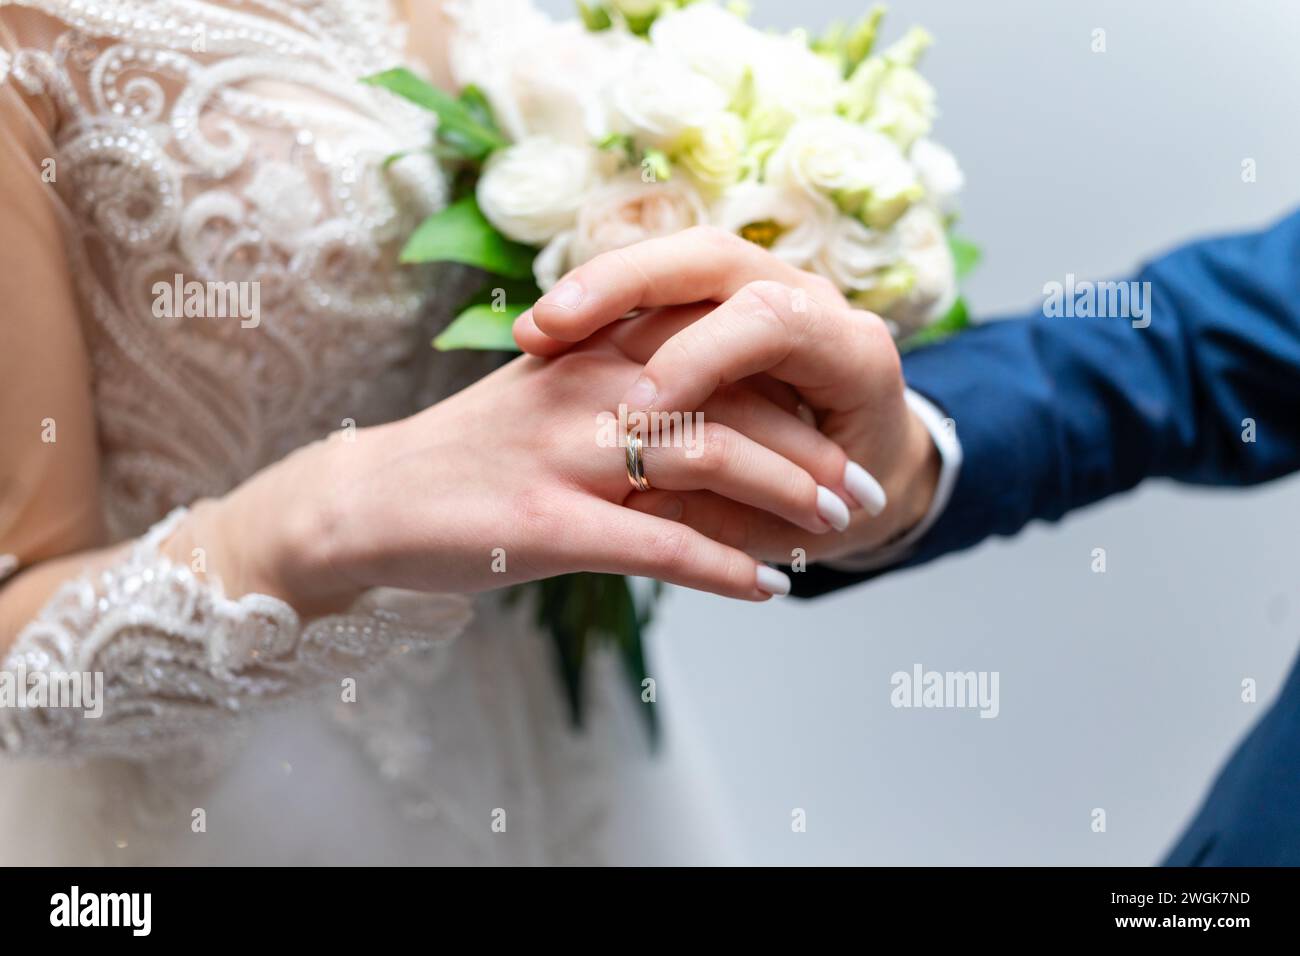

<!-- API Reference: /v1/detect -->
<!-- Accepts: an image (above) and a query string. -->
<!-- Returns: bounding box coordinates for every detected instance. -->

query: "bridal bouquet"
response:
[365,0,977,732]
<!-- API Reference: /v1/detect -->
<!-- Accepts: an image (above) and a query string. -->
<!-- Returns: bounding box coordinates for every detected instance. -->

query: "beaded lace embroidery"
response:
[0,1,473,757]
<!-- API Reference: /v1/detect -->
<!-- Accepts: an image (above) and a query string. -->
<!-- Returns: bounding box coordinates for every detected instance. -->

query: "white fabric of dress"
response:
[0,0,734,865]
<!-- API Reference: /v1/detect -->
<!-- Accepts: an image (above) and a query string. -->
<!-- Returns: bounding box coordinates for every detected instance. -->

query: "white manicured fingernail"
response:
[756,565,791,596]
[844,462,887,516]
[816,485,850,531]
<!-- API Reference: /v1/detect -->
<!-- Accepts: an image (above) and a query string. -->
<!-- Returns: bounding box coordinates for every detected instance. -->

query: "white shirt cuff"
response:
[822,388,962,573]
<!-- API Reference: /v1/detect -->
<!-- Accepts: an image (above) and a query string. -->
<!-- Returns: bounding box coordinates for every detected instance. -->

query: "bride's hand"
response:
[512,227,942,564]
[181,335,862,615]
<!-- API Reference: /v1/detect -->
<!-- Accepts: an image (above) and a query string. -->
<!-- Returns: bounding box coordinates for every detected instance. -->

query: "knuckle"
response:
[649,526,695,574]
[806,272,841,303]
[734,280,793,331]
[511,486,565,547]
[720,551,750,592]
[689,224,740,250]
[856,310,904,384]
[696,423,734,476]
[788,469,820,515]
[818,442,849,483]
[607,247,654,298]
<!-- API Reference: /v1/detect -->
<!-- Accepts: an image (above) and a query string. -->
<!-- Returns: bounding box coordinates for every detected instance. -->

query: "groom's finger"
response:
[520,226,841,350]
[620,280,894,416]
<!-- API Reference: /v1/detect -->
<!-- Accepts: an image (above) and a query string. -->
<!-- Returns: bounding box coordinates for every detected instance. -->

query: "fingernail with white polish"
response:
[816,485,850,531]
[540,280,583,311]
[756,565,791,596]
[844,462,887,516]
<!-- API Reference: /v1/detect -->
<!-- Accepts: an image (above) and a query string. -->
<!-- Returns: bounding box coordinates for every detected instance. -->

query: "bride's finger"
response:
[635,421,848,534]
[626,489,809,564]
[521,226,838,350]
[570,498,790,599]
[699,386,851,502]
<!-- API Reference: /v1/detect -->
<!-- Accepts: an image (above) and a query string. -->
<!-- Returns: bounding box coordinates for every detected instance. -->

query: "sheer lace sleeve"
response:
[0,508,472,759]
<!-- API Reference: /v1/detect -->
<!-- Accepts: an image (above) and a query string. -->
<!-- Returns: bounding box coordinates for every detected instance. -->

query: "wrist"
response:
[879,405,942,544]
[164,439,365,619]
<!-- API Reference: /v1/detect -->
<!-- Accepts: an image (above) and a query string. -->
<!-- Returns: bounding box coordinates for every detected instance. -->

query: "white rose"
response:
[886,205,957,333]
[765,116,921,228]
[650,2,758,97]
[610,50,729,147]
[450,9,633,144]
[534,173,707,289]
[710,182,830,271]
[910,138,964,215]
[810,215,900,294]
[675,112,747,191]
[749,30,841,120]
[477,137,602,245]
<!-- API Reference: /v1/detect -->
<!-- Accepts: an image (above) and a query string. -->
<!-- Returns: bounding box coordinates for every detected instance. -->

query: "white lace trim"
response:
[0,508,473,759]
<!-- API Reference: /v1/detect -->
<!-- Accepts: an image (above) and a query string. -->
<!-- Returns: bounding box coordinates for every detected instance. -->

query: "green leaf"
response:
[641,147,672,182]
[400,196,536,278]
[522,572,660,744]
[899,296,972,352]
[576,1,613,31]
[433,303,525,351]
[948,234,982,280]
[456,84,499,132]
[843,6,886,76]
[361,68,507,159]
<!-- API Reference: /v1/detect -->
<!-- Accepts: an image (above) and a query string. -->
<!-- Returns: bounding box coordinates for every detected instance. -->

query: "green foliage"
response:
[899,295,971,352]
[433,277,541,351]
[362,68,507,160]
[400,196,536,279]
[949,234,982,280]
[520,573,661,745]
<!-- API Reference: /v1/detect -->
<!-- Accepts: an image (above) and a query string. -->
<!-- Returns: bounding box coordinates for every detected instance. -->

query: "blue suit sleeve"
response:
[792,209,1300,597]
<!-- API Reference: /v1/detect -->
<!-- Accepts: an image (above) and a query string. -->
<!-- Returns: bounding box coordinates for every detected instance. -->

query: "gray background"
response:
[542,0,1300,864]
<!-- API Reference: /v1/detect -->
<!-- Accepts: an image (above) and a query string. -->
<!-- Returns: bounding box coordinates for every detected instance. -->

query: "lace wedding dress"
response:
[0,0,733,865]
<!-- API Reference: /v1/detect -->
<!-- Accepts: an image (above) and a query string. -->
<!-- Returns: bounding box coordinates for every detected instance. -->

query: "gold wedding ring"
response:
[625,432,651,492]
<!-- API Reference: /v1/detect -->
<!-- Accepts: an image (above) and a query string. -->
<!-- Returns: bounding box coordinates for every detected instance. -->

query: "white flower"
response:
[765,116,921,228]
[750,30,841,121]
[675,112,747,191]
[449,6,632,144]
[810,215,900,293]
[866,65,936,150]
[477,137,602,245]
[649,2,758,97]
[609,50,729,148]
[839,27,937,150]
[910,138,964,215]
[710,183,830,271]
[887,205,957,332]
[534,173,707,289]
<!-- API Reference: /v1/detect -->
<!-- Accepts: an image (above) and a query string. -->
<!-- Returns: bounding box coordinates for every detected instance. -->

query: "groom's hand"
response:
[514,227,942,563]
